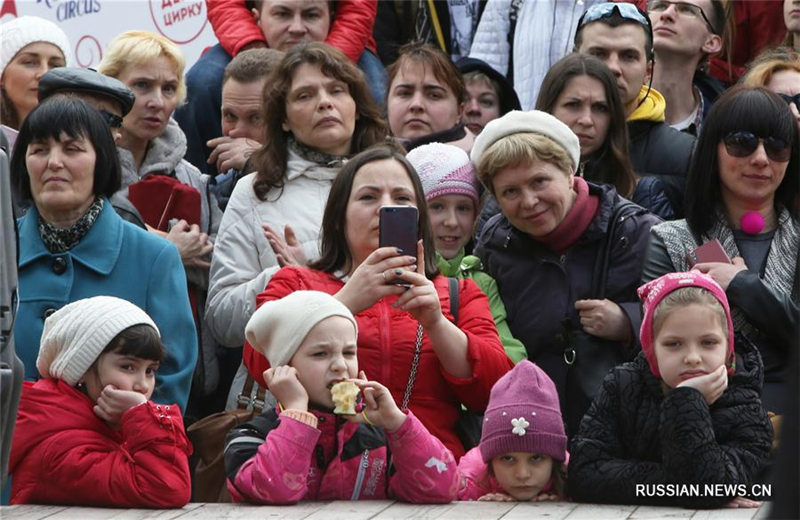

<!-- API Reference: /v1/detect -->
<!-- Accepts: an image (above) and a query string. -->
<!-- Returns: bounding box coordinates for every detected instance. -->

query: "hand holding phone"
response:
[686,239,731,267]
[379,206,418,284]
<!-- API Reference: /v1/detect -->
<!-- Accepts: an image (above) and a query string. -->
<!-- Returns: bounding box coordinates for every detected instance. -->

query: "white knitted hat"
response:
[470,110,581,171]
[406,142,479,206]
[0,16,72,75]
[36,296,159,385]
[245,291,358,368]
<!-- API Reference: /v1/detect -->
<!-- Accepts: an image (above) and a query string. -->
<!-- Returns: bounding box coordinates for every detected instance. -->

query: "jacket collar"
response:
[117,118,186,186]
[285,148,342,183]
[19,199,123,274]
[628,85,667,123]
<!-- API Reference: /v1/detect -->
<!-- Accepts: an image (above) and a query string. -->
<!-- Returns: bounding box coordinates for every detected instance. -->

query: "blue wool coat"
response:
[15,199,197,411]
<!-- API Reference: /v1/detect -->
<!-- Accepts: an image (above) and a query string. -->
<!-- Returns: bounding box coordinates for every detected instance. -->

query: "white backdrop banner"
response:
[0,0,220,69]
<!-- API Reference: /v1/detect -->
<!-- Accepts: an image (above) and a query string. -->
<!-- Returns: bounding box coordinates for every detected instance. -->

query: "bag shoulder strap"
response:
[236,373,267,413]
[591,200,642,299]
[447,276,459,324]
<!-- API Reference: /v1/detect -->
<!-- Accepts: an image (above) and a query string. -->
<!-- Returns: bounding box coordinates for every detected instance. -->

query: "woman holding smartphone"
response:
[642,86,800,414]
[242,144,514,459]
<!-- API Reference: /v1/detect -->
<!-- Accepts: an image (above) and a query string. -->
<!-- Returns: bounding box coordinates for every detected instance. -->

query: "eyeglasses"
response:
[779,93,800,112]
[723,131,791,162]
[647,0,718,35]
[98,109,124,129]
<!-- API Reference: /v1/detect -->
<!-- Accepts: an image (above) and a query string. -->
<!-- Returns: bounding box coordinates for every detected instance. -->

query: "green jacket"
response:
[437,250,526,363]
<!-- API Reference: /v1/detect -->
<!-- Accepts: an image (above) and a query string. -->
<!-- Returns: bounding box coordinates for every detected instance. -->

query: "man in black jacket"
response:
[574,2,696,217]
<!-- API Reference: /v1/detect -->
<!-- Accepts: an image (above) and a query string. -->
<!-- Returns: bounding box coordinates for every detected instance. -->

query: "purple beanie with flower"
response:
[479,360,567,463]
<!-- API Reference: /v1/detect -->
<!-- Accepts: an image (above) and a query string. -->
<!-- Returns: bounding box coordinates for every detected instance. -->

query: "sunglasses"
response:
[578,2,652,32]
[779,93,800,112]
[647,0,718,35]
[98,109,124,129]
[723,131,791,162]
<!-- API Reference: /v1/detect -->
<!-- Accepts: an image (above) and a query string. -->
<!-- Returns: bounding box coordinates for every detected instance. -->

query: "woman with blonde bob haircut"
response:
[472,110,661,436]
[99,31,186,103]
[100,31,222,399]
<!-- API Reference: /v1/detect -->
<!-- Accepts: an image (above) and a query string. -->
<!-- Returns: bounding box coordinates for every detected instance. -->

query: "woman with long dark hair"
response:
[207,43,388,350]
[643,86,800,414]
[537,53,673,219]
[242,144,513,458]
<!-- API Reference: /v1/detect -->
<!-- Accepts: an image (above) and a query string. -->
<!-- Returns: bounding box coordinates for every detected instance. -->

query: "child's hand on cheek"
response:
[264,366,308,411]
[676,365,728,405]
[93,385,147,428]
[350,371,407,431]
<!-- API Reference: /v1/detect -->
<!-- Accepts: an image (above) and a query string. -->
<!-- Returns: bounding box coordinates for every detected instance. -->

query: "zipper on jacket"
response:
[350,449,370,500]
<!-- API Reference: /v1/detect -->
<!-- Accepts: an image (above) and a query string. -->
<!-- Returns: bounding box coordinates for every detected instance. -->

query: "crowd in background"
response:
[1,0,798,513]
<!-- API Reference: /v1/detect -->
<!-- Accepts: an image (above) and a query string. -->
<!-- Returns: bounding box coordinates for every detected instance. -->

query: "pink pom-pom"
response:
[740,212,765,235]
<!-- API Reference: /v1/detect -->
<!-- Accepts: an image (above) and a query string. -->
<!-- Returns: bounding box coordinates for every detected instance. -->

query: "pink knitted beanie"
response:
[480,360,567,463]
[406,142,480,207]
[638,271,735,378]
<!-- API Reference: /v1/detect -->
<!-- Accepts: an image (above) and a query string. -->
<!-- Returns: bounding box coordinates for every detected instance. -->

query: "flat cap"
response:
[38,67,135,116]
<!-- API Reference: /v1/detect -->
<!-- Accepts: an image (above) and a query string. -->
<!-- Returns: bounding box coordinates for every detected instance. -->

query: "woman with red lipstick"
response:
[569,271,773,508]
[207,44,387,398]
[472,110,660,437]
[642,86,800,414]
[386,42,475,153]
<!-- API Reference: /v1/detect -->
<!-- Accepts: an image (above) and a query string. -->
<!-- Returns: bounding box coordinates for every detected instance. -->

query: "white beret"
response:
[470,110,581,171]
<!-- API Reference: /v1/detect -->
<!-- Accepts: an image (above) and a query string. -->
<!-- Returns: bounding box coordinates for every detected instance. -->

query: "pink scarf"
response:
[536,177,599,253]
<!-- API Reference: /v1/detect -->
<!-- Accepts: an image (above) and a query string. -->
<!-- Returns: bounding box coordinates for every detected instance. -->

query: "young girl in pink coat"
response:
[458,360,568,501]
[224,290,459,504]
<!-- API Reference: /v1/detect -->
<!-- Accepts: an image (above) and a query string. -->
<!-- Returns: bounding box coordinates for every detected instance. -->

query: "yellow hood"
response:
[628,85,666,123]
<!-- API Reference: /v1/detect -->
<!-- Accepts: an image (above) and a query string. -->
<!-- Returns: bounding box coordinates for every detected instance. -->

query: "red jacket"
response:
[9,379,192,507]
[226,409,458,504]
[708,0,786,84]
[243,266,514,459]
[206,0,377,61]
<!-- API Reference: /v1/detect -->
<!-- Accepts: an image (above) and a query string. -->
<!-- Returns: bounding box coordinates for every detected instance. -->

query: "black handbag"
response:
[560,201,641,434]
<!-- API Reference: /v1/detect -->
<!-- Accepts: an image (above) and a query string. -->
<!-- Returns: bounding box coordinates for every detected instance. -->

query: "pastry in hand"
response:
[331,381,359,415]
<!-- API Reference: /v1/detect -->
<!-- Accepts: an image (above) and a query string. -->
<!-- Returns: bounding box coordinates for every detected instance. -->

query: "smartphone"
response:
[379,206,418,284]
[686,239,732,267]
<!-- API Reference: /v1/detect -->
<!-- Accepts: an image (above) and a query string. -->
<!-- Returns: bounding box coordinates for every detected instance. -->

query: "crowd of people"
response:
[1,0,798,513]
